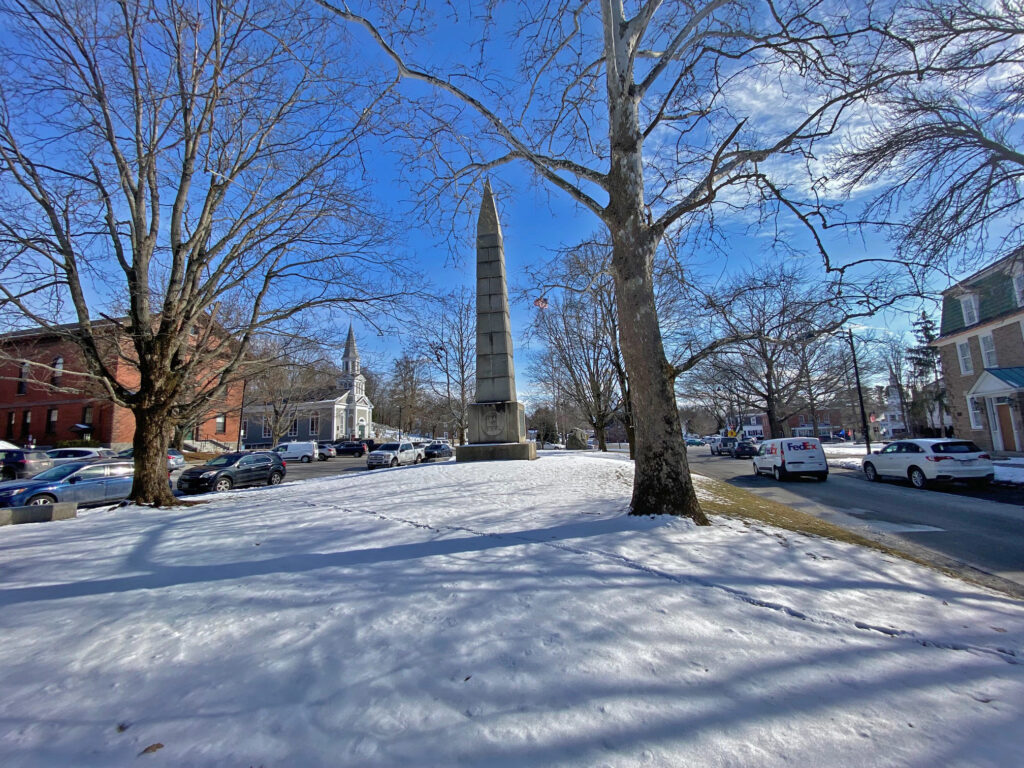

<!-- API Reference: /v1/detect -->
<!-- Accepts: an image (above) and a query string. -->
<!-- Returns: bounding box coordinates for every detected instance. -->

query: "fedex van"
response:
[752,438,828,481]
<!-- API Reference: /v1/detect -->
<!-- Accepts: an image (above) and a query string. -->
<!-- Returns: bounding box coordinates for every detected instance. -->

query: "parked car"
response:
[0,459,134,507]
[366,441,420,469]
[685,437,706,446]
[753,438,829,481]
[730,439,758,459]
[861,439,993,489]
[46,447,116,465]
[709,436,737,456]
[272,441,317,463]
[334,441,368,457]
[424,442,454,461]
[0,449,54,480]
[177,451,286,494]
[317,443,337,460]
[116,447,186,471]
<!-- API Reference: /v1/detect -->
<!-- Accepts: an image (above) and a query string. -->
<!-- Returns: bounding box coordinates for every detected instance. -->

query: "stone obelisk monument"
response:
[456,182,537,462]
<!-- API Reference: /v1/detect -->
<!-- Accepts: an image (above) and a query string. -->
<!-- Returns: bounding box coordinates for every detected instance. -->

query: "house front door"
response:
[996,403,1017,452]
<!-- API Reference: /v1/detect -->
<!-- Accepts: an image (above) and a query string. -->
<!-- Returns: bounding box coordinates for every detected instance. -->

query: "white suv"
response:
[862,439,994,489]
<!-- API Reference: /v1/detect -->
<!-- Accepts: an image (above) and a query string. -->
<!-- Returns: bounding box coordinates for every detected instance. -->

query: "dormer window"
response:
[1014,272,1024,308]
[959,294,979,326]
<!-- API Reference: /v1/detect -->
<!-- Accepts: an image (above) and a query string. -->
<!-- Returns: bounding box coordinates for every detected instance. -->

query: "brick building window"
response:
[52,356,64,386]
[309,413,320,436]
[968,397,985,430]
[262,417,271,438]
[17,362,27,395]
[21,410,31,437]
[81,405,93,425]
[45,408,58,434]
[5,412,13,439]
[957,342,974,375]
[215,413,227,434]
[980,334,997,368]
[287,419,298,437]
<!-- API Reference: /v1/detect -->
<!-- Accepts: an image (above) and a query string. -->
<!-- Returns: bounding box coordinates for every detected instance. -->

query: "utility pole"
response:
[848,329,872,455]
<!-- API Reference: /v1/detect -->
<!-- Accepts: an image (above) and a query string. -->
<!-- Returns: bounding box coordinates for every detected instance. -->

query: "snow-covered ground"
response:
[823,442,1024,485]
[2,452,1023,767]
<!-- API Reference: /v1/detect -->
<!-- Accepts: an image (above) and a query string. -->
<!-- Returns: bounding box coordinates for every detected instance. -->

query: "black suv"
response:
[177,451,285,494]
[730,440,758,459]
[0,449,54,480]
[334,441,368,457]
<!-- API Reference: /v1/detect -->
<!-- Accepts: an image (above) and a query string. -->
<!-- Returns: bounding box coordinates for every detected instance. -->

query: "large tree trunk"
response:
[130,407,176,506]
[611,229,707,523]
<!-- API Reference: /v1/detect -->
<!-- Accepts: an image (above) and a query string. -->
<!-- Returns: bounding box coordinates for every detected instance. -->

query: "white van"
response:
[272,441,318,463]
[752,437,828,481]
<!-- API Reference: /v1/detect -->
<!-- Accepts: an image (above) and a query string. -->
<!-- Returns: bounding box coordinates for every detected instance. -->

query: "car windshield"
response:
[206,454,243,467]
[932,441,982,454]
[29,463,85,481]
[377,443,399,451]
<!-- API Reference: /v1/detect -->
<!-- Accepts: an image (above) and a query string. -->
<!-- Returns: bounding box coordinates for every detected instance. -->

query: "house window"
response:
[980,334,997,368]
[309,413,320,436]
[957,342,974,375]
[959,294,979,326]
[81,405,93,425]
[52,356,63,385]
[21,410,31,437]
[46,408,58,434]
[968,397,985,430]
[262,417,271,438]
[1014,273,1024,308]
[5,412,13,439]
[214,413,227,434]
[288,419,298,437]
[17,362,27,395]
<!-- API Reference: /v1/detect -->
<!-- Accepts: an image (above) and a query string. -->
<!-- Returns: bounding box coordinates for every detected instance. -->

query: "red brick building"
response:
[1,326,242,450]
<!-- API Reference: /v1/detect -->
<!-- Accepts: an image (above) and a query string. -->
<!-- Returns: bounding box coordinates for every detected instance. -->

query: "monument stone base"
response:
[456,442,537,463]
[466,401,527,444]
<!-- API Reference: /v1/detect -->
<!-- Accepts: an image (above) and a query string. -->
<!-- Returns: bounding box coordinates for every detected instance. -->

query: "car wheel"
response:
[817,472,828,481]
[301,455,311,463]
[908,466,928,489]
[773,466,786,482]
[268,471,283,486]
[27,494,57,506]
[356,451,363,458]
[863,462,878,482]
[214,476,233,492]
[318,453,327,461]
[390,458,398,468]
[752,462,760,476]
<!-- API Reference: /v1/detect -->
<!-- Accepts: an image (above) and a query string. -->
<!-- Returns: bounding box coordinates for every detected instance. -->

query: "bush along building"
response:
[934,254,1024,454]
[241,326,373,447]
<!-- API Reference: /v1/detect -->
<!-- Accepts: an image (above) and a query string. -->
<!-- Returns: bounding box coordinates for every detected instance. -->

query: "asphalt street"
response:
[688,450,1024,597]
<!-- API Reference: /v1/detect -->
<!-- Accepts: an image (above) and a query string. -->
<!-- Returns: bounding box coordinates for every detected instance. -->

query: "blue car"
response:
[0,459,135,507]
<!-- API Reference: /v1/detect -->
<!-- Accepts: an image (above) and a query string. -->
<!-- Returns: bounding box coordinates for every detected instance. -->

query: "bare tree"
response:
[316,0,907,522]
[839,0,1024,274]
[0,0,403,504]
[411,288,475,444]
[533,296,620,451]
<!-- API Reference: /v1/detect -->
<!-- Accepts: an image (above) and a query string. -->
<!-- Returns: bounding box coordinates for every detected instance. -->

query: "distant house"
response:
[934,255,1024,453]
[241,326,373,446]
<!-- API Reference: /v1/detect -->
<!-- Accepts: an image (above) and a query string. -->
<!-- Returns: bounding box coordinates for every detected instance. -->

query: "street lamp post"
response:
[847,329,872,455]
